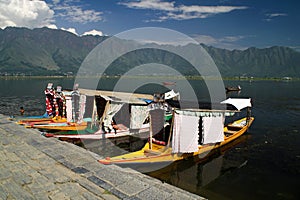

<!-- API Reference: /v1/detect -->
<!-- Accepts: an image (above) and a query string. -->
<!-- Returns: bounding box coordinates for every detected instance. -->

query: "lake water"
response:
[0,77,299,199]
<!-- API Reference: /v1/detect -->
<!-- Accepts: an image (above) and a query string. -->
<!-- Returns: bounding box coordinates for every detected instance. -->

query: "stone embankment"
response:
[0,114,205,200]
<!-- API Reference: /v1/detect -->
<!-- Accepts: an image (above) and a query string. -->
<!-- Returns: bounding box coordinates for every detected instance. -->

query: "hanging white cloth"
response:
[172,113,199,153]
[78,95,86,124]
[202,115,224,144]
[130,105,149,129]
[103,102,124,131]
[65,96,72,122]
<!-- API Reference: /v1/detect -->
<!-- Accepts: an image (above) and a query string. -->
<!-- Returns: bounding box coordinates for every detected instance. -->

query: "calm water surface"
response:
[0,77,299,200]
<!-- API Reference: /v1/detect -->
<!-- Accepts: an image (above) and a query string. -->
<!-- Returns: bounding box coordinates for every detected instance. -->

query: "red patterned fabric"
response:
[45,88,54,116]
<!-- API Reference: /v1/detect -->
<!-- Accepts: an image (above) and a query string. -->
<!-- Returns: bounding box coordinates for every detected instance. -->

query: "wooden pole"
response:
[149,112,152,150]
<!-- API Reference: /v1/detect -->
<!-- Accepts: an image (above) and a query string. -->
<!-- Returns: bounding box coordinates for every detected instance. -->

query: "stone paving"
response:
[0,114,205,200]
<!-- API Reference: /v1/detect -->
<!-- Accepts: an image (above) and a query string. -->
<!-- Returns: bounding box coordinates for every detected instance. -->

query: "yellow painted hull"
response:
[99,117,254,165]
[17,117,54,125]
[30,122,87,131]
[17,116,67,125]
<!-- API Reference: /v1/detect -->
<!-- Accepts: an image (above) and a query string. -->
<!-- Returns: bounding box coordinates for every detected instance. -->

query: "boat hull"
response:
[46,125,150,140]
[16,117,53,125]
[30,122,87,131]
[99,117,254,165]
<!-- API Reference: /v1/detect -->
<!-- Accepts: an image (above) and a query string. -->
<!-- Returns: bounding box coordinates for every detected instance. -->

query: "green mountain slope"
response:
[0,27,106,75]
[0,27,299,77]
[202,45,300,77]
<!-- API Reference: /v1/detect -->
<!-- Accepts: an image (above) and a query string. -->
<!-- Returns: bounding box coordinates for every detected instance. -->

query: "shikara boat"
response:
[162,81,176,86]
[46,89,180,140]
[9,114,49,121]
[29,121,88,131]
[99,98,254,166]
[11,113,53,125]
[225,85,241,92]
[21,117,67,126]
[46,123,150,139]
[16,117,53,125]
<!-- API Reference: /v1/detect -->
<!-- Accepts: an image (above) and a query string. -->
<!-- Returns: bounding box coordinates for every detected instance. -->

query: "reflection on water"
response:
[0,78,299,200]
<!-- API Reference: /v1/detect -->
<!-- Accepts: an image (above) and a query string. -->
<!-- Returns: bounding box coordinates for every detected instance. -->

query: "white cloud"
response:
[61,27,78,35]
[120,0,248,21]
[0,0,56,29]
[179,5,247,14]
[51,1,103,24]
[193,34,248,50]
[219,35,246,43]
[82,29,104,36]
[193,35,218,45]
[264,12,287,21]
[119,0,176,11]
[266,13,287,18]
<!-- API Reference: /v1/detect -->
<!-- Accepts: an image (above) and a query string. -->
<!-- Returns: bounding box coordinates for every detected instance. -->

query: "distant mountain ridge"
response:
[203,45,300,77]
[0,27,107,75]
[0,27,299,77]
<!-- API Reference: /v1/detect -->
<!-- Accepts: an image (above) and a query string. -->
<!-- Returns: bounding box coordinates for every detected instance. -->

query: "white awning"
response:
[77,88,152,105]
[164,90,180,100]
[221,98,251,111]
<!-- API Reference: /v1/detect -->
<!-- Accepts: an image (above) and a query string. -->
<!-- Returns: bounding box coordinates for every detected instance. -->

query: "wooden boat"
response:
[225,85,241,92]
[45,123,150,140]
[29,121,88,131]
[162,81,176,86]
[9,114,49,121]
[10,113,52,125]
[43,88,155,139]
[99,98,254,165]
[43,89,179,141]
[22,117,67,126]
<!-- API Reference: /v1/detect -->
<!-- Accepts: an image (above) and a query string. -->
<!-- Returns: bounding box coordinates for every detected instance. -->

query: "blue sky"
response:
[0,0,299,50]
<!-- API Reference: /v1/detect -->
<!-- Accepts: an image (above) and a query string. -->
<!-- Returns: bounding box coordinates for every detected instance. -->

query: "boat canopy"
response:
[221,98,251,111]
[175,109,236,117]
[164,89,180,100]
[166,99,237,110]
[78,88,153,105]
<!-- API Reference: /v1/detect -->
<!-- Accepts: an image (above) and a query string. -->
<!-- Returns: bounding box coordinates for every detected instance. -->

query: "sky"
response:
[0,0,299,50]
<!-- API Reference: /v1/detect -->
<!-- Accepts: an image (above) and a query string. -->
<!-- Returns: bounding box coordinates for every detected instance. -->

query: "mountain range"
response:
[0,27,299,77]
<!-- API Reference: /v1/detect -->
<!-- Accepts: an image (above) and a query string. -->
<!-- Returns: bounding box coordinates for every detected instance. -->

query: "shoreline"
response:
[1,75,299,81]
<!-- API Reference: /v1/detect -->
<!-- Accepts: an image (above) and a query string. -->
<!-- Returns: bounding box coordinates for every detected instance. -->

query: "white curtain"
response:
[172,113,199,153]
[103,102,124,131]
[202,115,224,144]
[78,95,86,123]
[65,96,72,122]
[130,105,149,129]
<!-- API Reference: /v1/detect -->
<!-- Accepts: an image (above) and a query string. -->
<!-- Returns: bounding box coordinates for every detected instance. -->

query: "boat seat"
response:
[227,125,243,131]
[224,130,236,137]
